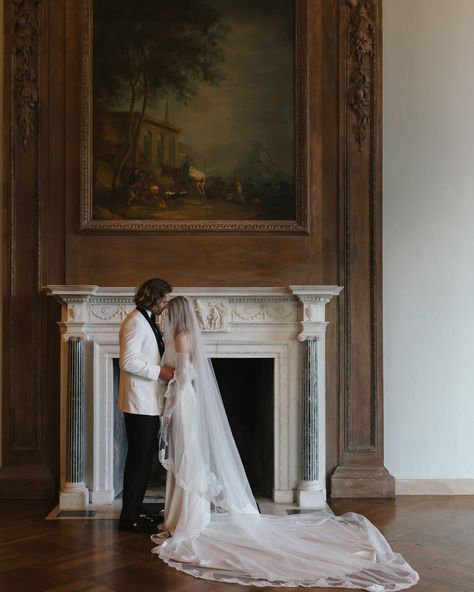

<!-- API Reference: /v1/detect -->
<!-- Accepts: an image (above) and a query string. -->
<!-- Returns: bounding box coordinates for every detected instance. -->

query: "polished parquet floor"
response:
[1,496,473,592]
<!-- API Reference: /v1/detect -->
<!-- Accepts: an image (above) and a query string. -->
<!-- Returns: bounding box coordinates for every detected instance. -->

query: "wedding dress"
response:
[151,301,419,591]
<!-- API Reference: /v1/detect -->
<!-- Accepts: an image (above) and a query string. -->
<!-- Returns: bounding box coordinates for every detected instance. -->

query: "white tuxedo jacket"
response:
[117,308,165,416]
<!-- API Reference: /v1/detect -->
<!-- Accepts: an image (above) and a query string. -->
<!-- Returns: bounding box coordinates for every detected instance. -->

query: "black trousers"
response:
[120,412,160,524]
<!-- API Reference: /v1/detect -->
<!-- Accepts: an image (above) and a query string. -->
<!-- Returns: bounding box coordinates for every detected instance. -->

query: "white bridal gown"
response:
[152,343,419,591]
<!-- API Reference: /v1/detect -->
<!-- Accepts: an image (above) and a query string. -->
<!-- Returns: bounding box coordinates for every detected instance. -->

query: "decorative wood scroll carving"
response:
[345,0,375,151]
[12,0,40,149]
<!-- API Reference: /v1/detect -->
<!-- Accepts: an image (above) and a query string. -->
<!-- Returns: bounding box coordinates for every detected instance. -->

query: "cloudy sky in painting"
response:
[149,0,294,175]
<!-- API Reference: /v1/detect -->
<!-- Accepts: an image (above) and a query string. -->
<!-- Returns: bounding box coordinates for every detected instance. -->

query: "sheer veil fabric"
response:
[151,297,419,591]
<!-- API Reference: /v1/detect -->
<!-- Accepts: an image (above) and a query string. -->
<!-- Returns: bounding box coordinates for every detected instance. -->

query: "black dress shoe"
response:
[139,513,164,525]
[118,516,159,534]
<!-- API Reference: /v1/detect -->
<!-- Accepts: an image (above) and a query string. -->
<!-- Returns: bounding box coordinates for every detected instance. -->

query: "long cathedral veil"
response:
[159,296,258,521]
[154,297,419,591]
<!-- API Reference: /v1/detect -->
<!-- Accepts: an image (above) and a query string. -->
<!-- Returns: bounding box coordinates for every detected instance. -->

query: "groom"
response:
[118,277,174,533]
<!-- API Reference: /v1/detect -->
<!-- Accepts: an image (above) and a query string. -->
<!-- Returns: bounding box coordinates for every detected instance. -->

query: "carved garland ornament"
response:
[346,0,375,151]
[12,0,40,149]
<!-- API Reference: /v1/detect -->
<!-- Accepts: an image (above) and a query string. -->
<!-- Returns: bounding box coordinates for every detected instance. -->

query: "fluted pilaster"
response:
[66,338,84,484]
[60,337,88,509]
[301,338,319,483]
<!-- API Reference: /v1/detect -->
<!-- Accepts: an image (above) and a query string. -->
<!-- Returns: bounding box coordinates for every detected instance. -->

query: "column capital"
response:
[46,285,99,324]
[290,286,343,341]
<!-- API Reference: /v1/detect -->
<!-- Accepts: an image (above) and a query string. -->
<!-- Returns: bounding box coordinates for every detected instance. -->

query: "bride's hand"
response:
[159,366,174,382]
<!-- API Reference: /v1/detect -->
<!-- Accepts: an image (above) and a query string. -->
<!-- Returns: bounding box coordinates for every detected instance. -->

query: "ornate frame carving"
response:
[79,0,309,234]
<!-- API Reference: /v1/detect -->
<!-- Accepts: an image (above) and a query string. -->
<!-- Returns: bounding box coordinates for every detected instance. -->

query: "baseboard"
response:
[396,479,474,495]
[331,466,395,498]
[0,466,57,498]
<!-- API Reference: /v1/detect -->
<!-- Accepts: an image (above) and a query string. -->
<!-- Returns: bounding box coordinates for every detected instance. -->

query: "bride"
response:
[151,296,419,591]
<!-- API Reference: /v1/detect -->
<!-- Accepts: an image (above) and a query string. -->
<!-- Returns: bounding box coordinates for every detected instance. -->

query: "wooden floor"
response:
[1,496,473,592]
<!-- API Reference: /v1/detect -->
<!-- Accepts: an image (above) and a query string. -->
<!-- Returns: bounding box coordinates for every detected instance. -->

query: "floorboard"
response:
[1,497,473,591]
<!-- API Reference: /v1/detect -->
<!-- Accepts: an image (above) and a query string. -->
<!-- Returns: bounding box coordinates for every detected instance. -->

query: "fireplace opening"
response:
[113,357,274,500]
[211,358,274,499]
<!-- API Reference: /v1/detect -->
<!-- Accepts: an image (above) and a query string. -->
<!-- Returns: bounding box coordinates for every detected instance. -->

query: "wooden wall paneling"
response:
[64,0,323,289]
[331,0,394,497]
[1,0,389,500]
[1,0,55,497]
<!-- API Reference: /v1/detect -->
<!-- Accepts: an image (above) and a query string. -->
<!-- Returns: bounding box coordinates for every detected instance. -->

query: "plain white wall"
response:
[384,0,474,480]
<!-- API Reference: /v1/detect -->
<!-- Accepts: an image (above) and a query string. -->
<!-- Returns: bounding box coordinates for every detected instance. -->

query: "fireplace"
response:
[212,358,274,498]
[47,285,341,510]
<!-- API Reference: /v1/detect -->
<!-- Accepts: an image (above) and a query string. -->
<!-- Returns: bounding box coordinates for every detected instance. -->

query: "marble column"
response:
[60,337,89,509]
[297,335,326,507]
[291,286,342,508]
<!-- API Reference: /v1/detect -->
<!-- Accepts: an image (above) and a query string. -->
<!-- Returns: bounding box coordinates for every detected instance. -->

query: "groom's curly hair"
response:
[134,277,172,309]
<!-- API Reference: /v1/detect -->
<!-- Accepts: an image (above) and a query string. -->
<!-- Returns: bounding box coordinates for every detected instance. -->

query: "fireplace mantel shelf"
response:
[46,285,342,299]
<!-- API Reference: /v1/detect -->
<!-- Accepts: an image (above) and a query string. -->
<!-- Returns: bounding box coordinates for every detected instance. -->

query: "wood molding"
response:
[330,0,393,497]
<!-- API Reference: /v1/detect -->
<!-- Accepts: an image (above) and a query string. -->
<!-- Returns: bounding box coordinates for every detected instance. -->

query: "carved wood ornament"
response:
[346,0,375,151]
[12,0,40,149]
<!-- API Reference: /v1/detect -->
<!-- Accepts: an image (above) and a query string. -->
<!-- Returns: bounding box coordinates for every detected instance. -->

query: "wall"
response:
[384,0,474,491]
[0,0,3,463]
[1,0,386,499]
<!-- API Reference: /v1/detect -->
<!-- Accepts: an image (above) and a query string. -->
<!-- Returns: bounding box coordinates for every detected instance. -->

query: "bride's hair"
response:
[165,296,196,339]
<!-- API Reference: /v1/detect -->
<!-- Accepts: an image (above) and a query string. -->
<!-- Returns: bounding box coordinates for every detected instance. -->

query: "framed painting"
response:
[80,0,308,233]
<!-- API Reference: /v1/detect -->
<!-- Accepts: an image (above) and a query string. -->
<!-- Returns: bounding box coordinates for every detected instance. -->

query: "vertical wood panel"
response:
[1,0,60,498]
[331,0,393,497]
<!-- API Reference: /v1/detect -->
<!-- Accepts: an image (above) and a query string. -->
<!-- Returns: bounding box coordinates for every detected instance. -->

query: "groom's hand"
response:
[159,366,174,381]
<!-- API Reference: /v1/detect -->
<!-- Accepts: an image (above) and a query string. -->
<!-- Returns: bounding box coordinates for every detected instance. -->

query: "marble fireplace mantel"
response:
[47,285,342,510]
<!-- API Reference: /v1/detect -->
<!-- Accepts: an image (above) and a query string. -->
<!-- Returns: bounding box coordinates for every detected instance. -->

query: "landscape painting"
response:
[84,0,306,232]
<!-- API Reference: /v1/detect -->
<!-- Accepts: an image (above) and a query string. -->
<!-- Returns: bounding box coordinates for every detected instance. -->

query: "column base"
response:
[90,489,115,505]
[330,465,395,498]
[273,489,294,504]
[297,480,327,508]
[59,482,89,509]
